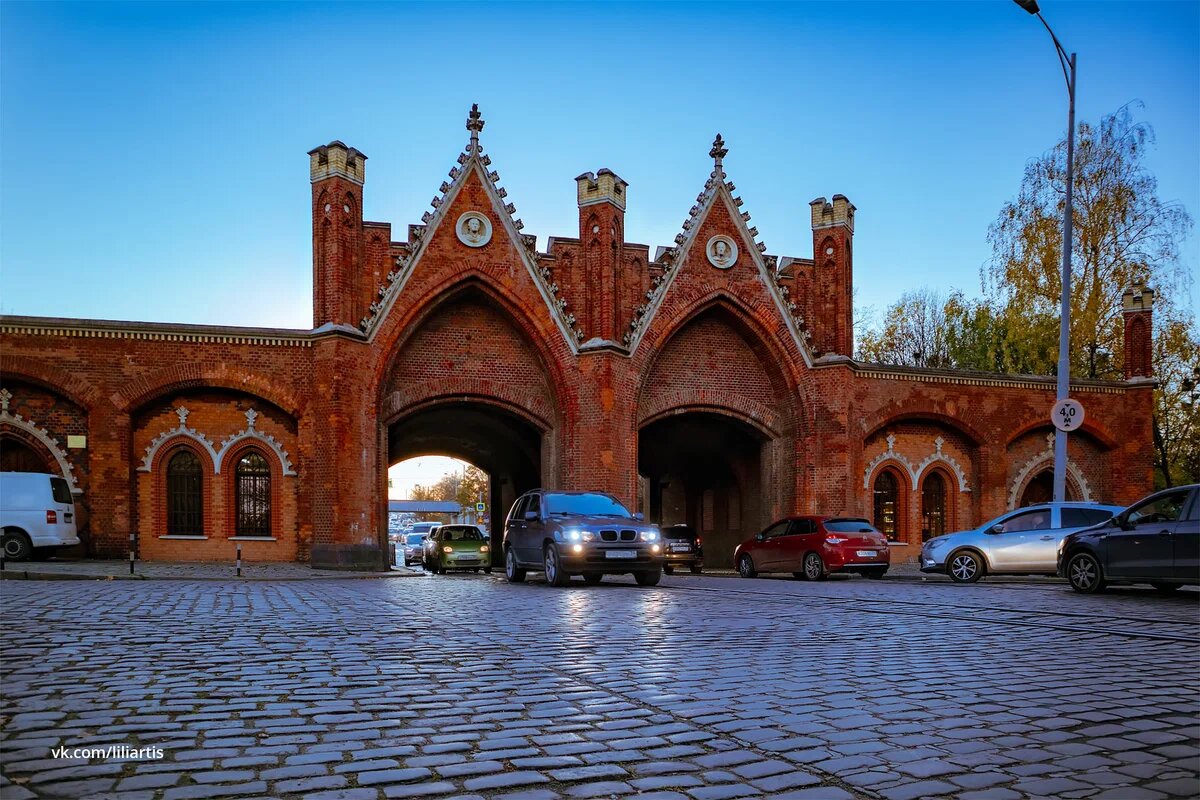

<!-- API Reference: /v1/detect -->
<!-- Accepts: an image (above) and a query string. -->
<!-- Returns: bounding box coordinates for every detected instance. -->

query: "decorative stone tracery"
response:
[863,434,970,492]
[0,387,82,494]
[1008,433,1092,508]
[139,407,295,476]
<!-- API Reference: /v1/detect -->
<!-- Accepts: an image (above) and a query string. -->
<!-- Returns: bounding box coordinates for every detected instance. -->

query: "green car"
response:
[423,524,492,574]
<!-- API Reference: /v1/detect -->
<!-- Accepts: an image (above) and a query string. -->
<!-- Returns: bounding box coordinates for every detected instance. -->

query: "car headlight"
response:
[640,530,658,542]
[480,545,489,553]
[581,531,596,542]
[566,529,582,542]
[443,546,453,553]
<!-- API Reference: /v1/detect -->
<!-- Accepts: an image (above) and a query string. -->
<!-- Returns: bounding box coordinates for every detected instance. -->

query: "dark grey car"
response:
[502,490,665,587]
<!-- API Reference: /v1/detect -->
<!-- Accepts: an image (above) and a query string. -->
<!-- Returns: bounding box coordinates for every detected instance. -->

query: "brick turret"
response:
[576,169,628,345]
[310,141,367,329]
[808,195,855,357]
[1122,285,1154,379]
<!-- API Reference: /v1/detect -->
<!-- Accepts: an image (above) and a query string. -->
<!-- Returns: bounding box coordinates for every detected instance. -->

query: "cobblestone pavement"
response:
[0,560,406,581]
[1,573,1196,799]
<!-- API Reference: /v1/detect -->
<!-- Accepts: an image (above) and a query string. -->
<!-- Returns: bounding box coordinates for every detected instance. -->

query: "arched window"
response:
[167,449,203,535]
[873,470,901,542]
[922,472,946,541]
[235,451,271,537]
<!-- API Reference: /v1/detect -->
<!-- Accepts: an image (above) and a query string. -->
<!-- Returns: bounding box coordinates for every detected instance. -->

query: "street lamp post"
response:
[1014,0,1077,503]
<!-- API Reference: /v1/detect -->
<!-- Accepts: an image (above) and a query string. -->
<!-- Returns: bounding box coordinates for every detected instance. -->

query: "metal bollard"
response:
[236,543,242,577]
[129,532,136,575]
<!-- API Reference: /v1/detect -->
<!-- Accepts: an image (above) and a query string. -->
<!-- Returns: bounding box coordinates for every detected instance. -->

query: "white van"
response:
[0,472,79,560]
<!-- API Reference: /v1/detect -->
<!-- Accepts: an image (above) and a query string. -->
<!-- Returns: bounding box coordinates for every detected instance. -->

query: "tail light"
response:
[696,536,702,546]
[46,510,58,524]
[825,535,847,544]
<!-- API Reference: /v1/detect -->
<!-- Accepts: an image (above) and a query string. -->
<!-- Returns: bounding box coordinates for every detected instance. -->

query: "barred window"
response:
[235,451,271,537]
[167,450,203,535]
[922,472,947,541]
[874,470,900,542]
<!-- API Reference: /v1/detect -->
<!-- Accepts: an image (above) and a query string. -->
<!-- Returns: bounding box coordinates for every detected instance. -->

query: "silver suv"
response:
[920,501,1122,582]
[503,490,664,587]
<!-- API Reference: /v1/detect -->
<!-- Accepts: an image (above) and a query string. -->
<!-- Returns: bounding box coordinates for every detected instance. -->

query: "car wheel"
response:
[2,530,32,562]
[505,547,526,583]
[1150,582,1180,594]
[802,552,827,581]
[690,565,702,574]
[948,551,983,583]
[635,569,662,587]
[583,572,603,585]
[1066,552,1105,594]
[663,564,674,575]
[544,544,570,587]
[737,554,757,578]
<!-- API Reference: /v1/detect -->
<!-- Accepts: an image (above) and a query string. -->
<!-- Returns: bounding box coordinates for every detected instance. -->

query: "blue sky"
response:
[2,1,1197,330]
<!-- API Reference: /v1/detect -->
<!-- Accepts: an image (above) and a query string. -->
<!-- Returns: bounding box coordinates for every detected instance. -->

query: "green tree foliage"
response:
[985,104,1191,379]
[856,106,1197,486]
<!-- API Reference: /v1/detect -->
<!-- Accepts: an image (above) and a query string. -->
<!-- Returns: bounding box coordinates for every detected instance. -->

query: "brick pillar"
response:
[87,404,132,558]
[309,333,383,570]
[1122,286,1154,379]
[808,196,855,357]
[310,141,367,329]
[576,169,628,344]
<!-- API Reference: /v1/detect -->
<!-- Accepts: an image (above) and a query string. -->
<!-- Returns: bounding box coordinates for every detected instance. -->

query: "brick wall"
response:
[0,132,1156,568]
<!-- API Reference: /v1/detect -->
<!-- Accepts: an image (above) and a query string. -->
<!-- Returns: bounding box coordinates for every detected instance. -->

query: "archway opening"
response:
[1019,469,1080,507]
[0,435,52,473]
[387,402,543,564]
[638,412,769,568]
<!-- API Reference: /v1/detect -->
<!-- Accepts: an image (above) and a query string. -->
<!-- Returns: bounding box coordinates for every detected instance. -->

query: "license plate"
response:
[671,544,691,552]
[606,550,637,559]
[856,550,877,558]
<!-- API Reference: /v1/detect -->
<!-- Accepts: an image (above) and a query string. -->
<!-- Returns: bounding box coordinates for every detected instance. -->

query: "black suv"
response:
[503,490,665,587]
[661,524,703,574]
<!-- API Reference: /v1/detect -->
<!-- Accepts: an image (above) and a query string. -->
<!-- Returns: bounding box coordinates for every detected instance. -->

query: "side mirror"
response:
[634,512,645,521]
[524,510,538,522]
[989,523,1004,535]
[755,532,765,542]
[1114,516,1132,531]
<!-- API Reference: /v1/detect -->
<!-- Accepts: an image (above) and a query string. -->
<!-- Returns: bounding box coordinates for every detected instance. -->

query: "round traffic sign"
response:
[1051,398,1085,432]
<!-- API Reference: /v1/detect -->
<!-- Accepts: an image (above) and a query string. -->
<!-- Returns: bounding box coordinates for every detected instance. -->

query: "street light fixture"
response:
[1014,0,1077,503]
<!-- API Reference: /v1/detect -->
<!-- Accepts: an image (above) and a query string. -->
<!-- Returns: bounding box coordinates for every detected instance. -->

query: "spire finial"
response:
[466,103,485,148]
[709,133,727,170]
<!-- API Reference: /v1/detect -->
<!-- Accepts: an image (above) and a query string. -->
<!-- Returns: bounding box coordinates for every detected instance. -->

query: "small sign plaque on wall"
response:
[67,435,87,449]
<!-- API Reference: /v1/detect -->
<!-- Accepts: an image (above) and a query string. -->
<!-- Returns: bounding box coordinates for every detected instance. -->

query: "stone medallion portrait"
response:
[706,235,738,269]
[456,211,493,248]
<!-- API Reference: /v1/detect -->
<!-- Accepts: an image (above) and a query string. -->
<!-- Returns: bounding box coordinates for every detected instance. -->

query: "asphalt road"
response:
[1,571,1197,799]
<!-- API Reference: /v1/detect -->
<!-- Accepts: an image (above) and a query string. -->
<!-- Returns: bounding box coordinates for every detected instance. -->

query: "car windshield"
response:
[441,527,485,541]
[405,534,427,545]
[825,519,878,533]
[543,493,632,518]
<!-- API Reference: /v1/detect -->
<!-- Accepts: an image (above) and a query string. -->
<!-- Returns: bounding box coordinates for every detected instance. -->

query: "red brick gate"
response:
[0,108,1154,568]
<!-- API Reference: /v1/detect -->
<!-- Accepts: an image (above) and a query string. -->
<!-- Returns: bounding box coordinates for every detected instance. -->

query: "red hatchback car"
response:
[734,516,890,580]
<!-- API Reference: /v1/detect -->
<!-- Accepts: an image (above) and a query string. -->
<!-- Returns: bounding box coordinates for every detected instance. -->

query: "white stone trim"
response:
[1007,434,1093,509]
[215,409,297,476]
[914,437,971,493]
[862,434,918,490]
[360,116,584,348]
[158,535,207,540]
[623,154,815,364]
[0,388,83,494]
[137,407,219,473]
[863,434,970,493]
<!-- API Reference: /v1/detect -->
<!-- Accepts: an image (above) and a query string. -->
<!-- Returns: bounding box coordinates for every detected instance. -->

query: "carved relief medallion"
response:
[456,211,493,247]
[706,235,738,269]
